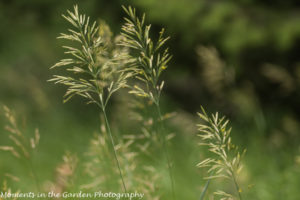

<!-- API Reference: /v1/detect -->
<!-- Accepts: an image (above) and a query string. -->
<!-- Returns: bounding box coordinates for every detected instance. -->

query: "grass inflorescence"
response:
[197,106,246,200]
[0,4,249,200]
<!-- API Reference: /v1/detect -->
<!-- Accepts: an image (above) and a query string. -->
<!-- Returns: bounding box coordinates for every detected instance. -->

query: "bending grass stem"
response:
[199,180,210,200]
[102,107,127,193]
[25,157,41,200]
[156,104,176,200]
[231,169,242,200]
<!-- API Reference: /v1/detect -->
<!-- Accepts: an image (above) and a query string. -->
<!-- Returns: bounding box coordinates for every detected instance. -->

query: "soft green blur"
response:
[1,0,300,199]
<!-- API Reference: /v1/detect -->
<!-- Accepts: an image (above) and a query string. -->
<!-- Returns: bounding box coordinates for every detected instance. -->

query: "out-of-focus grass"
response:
[1,100,300,199]
[1,1,300,199]
[0,104,96,191]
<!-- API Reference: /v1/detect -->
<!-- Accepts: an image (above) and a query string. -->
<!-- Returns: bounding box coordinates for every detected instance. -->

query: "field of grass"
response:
[1,1,300,200]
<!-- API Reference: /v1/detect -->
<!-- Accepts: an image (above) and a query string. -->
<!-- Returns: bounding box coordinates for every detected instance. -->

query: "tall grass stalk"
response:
[28,159,41,193]
[199,180,210,200]
[156,103,175,199]
[49,5,133,193]
[120,6,175,199]
[102,106,127,192]
[197,107,245,199]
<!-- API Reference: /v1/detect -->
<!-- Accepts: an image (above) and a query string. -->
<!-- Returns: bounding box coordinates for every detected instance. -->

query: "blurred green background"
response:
[1,0,300,199]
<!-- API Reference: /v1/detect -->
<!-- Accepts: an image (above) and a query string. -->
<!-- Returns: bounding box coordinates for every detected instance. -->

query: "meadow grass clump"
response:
[49,4,249,200]
[0,4,254,199]
[197,107,246,200]
[50,4,177,198]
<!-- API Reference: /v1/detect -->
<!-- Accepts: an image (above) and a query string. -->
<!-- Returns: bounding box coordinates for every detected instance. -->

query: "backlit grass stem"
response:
[101,104,127,193]
[156,103,176,200]
[199,180,210,200]
[49,5,132,193]
[120,6,175,199]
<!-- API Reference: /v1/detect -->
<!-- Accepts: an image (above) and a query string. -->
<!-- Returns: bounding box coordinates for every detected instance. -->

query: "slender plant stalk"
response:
[156,103,175,200]
[199,180,210,200]
[199,171,215,200]
[231,169,242,200]
[101,105,127,193]
[28,159,41,193]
